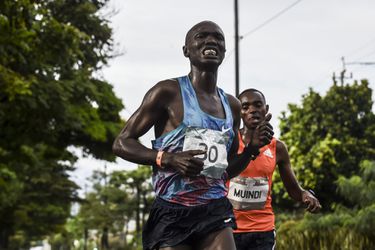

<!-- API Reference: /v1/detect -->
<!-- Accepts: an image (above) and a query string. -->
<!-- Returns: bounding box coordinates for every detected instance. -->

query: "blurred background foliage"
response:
[0,0,123,248]
[0,0,374,250]
[276,160,375,250]
[274,79,375,210]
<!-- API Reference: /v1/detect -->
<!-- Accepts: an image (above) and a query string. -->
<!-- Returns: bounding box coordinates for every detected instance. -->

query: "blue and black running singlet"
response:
[151,75,235,206]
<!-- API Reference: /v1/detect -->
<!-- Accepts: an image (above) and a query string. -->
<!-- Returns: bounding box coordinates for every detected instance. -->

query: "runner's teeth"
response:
[204,49,216,56]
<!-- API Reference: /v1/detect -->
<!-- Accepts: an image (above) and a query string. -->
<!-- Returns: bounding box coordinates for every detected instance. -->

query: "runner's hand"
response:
[250,113,274,148]
[302,190,322,213]
[162,150,206,177]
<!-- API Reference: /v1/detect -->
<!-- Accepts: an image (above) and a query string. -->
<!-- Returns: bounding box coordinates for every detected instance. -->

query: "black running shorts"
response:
[142,196,236,250]
[234,230,276,250]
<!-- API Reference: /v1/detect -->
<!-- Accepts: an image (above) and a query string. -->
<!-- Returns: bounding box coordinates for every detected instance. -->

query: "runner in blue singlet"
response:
[113,21,274,250]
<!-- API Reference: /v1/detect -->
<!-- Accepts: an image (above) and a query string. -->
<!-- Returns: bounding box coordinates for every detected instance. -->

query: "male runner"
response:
[227,89,321,250]
[112,21,274,250]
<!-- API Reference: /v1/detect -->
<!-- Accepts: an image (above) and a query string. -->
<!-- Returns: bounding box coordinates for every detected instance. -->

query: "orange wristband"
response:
[156,151,164,168]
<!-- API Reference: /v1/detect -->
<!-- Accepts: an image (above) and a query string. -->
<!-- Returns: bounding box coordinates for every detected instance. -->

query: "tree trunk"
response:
[136,184,141,248]
[101,227,109,250]
[0,227,10,250]
[83,227,88,250]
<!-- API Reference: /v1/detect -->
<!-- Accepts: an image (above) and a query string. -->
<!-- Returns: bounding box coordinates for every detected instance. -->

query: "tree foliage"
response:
[273,80,375,210]
[276,160,375,250]
[0,0,123,248]
[58,166,153,250]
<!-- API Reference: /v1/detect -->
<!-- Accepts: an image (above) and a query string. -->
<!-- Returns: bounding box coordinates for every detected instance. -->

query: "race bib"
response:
[182,126,230,179]
[228,176,269,210]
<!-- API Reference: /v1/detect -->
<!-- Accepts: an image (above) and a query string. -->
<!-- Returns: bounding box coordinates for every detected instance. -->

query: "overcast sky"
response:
[71,0,375,193]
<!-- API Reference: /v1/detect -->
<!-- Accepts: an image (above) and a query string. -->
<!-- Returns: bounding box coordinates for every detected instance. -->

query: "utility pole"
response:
[234,0,240,97]
[101,164,109,250]
[333,57,352,85]
[333,56,375,85]
[339,57,350,85]
[84,183,88,250]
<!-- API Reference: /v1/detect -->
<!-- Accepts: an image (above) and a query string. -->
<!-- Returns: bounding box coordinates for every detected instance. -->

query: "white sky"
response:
[71,0,375,193]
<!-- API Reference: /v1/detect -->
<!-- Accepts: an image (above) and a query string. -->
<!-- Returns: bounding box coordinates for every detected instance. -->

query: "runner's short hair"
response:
[238,88,266,103]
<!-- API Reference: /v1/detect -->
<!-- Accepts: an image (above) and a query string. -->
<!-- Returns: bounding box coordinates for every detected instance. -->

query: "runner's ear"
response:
[183,46,189,57]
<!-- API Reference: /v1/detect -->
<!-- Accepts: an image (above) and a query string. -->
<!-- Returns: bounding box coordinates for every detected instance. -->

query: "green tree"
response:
[0,0,123,248]
[276,160,375,250]
[273,80,375,210]
[73,166,153,250]
[116,165,154,247]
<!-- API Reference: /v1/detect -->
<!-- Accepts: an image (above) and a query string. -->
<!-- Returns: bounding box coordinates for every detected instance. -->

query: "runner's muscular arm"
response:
[112,80,171,165]
[112,80,205,176]
[277,140,321,213]
[225,95,273,179]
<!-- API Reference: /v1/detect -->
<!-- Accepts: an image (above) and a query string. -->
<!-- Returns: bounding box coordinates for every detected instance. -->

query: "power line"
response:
[346,36,375,59]
[241,0,303,39]
[311,39,375,87]
[223,0,303,64]
[351,48,375,62]
[346,62,375,65]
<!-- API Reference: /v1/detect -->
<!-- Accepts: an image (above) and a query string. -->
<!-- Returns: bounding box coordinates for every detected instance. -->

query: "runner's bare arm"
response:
[112,80,171,165]
[277,140,321,213]
[112,80,205,176]
[226,95,274,179]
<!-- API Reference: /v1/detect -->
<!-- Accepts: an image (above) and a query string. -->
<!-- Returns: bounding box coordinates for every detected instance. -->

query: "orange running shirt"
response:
[227,133,277,233]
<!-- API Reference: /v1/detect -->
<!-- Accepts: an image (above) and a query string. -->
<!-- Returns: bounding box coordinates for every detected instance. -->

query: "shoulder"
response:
[223,93,241,133]
[276,139,288,152]
[144,78,180,103]
[225,93,241,112]
[151,78,179,95]
[225,93,241,128]
[276,139,289,163]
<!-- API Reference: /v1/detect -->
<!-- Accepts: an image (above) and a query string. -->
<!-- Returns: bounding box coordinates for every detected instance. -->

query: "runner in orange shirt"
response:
[227,88,321,250]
